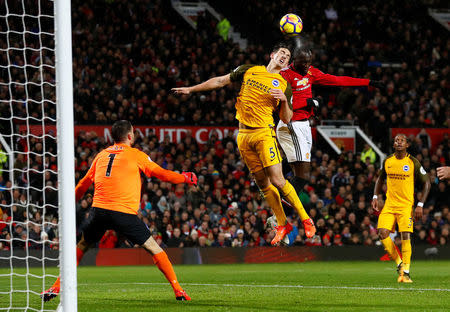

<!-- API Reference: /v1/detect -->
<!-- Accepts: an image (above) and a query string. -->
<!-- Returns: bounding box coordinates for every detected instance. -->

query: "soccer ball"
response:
[266,215,278,231]
[279,13,303,37]
[266,216,290,246]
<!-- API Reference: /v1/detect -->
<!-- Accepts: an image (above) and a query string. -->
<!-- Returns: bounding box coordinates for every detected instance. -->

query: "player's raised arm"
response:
[137,151,197,186]
[314,69,386,90]
[75,157,98,201]
[172,74,231,95]
[372,160,387,212]
[311,67,369,86]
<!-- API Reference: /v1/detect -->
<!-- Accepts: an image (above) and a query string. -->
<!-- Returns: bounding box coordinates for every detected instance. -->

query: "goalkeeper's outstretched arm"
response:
[75,175,94,202]
[75,158,97,201]
[150,166,197,186]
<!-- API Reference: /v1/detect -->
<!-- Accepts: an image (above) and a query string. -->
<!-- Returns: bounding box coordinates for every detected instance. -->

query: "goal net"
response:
[0,0,77,311]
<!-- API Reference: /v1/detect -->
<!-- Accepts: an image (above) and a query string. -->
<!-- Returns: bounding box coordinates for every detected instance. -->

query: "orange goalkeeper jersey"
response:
[75,143,184,215]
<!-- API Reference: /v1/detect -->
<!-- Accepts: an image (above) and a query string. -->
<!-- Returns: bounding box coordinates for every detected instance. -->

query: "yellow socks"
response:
[381,237,402,266]
[280,181,309,221]
[262,184,286,226]
[401,239,412,272]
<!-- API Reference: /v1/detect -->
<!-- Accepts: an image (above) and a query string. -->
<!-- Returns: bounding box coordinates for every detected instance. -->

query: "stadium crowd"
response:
[0,0,449,251]
[0,127,448,250]
[3,0,447,149]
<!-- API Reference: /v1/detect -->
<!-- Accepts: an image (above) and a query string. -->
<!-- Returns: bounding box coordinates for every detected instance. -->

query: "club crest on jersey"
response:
[403,165,410,172]
[294,77,309,86]
[272,79,280,87]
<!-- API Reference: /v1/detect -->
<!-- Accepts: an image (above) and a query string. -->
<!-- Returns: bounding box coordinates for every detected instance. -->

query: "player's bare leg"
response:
[398,232,413,283]
[265,163,316,238]
[253,167,291,245]
[142,236,191,300]
[378,229,403,282]
[41,236,90,302]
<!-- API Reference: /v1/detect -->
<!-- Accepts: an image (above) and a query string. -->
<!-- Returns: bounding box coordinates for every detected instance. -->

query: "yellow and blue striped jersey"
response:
[230,65,292,128]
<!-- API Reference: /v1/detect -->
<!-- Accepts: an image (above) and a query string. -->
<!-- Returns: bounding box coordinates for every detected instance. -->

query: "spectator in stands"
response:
[212,232,231,247]
[361,144,376,164]
[167,228,184,248]
[216,14,231,41]
[98,230,118,249]
[0,143,7,178]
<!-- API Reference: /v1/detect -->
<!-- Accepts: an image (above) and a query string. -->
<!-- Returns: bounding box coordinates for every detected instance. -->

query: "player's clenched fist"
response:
[182,172,197,186]
[414,206,423,221]
[371,196,381,216]
[371,198,378,211]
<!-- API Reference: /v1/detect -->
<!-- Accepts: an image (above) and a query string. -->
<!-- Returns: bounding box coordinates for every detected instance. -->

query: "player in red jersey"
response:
[41,120,197,302]
[277,45,385,195]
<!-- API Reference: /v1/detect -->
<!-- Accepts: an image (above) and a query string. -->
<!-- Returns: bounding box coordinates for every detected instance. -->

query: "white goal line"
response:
[79,282,450,292]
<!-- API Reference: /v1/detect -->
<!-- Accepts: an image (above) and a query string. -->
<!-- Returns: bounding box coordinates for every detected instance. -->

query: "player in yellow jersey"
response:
[172,42,316,245]
[372,134,430,283]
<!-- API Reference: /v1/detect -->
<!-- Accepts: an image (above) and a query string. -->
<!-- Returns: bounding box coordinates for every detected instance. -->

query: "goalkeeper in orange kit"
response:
[42,120,197,302]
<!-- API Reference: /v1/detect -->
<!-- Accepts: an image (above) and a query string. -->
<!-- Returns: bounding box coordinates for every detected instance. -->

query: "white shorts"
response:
[276,120,312,163]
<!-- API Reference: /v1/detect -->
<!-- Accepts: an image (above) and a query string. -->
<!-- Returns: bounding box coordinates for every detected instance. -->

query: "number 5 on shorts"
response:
[269,147,275,160]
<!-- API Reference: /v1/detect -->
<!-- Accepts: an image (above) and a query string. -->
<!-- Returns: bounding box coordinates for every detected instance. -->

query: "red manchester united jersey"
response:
[280,65,370,121]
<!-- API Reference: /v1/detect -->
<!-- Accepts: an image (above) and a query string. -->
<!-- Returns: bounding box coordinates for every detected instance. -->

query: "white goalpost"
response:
[0,0,77,311]
[55,0,77,310]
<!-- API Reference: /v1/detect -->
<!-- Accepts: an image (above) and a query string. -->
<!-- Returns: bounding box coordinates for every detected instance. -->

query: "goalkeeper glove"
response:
[369,80,386,90]
[182,172,198,186]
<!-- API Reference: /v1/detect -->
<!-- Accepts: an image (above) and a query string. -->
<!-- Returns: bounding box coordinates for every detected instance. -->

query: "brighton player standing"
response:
[277,45,385,194]
[372,134,430,282]
[172,43,316,245]
[42,120,197,302]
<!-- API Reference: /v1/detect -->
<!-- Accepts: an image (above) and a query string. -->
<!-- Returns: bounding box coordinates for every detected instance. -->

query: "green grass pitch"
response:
[1,261,450,311]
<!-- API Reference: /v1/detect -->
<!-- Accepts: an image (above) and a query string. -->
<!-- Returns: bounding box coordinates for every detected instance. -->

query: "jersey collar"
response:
[109,142,130,150]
